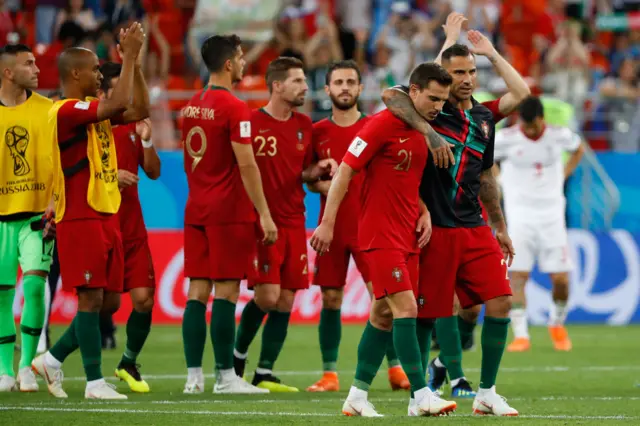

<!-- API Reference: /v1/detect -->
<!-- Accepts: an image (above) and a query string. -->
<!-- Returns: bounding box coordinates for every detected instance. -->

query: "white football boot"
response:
[18,367,39,392]
[0,375,17,392]
[85,381,128,400]
[472,386,519,416]
[416,387,457,416]
[31,354,67,398]
[183,374,205,394]
[213,374,269,394]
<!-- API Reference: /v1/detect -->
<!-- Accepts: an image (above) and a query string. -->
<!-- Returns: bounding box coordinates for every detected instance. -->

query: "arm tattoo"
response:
[479,168,506,229]
[383,90,449,149]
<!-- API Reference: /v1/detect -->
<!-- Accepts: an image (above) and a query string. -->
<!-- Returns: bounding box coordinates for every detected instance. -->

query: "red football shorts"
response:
[123,237,156,291]
[364,249,418,300]
[314,239,371,288]
[184,223,258,281]
[417,226,511,318]
[57,217,124,293]
[249,226,309,290]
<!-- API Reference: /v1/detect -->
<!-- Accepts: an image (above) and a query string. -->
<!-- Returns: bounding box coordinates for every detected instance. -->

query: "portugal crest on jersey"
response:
[392,267,403,283]
[481,121,490,139]
[296,130,305,151]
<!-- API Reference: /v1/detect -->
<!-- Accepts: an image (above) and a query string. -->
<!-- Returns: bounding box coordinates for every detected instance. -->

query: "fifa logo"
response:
[5,126,31,176]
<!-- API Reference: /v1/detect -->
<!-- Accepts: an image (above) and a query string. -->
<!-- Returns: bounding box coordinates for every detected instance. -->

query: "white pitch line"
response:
[0,406,334,417]
[58,365,640,382]
[11,396,640,407]
[1,406,637,420]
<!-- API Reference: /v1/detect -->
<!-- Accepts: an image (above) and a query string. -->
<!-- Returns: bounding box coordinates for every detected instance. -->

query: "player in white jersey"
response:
[493,96,584,352]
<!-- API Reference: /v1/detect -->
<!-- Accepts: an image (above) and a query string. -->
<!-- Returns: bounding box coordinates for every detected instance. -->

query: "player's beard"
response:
[289,93,306,107]
[330,92,358,111]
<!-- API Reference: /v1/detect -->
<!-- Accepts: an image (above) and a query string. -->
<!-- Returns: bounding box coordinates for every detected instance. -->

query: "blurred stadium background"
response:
[3,0,639,335]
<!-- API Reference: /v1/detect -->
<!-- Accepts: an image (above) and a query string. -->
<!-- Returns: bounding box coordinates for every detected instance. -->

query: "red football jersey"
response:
[250,109,314,228]
[57,100,123,221]
[183,86,255,226]
[312,114,370,245]
[343,110,428,253]
[113,123,147,241]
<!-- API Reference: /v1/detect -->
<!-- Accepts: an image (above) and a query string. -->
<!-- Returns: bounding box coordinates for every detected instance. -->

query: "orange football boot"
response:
[549,325,572,351]
[506,337,531,352]
[388,365,410,390]
[307,372,339,392]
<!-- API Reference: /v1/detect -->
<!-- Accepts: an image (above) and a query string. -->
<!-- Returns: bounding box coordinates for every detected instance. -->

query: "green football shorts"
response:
[0,214,54,286]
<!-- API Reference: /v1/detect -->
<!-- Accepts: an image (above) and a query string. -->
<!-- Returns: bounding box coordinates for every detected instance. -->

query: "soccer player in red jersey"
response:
[180,35,277,395]
[382,15,530,416]
[32,22,150,400]
[311,63,457,417]
[306,60,409,393]
[233,57,338,392]
[98,61,160,393]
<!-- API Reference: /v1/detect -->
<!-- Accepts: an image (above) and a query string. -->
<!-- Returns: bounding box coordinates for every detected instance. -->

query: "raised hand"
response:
[136,118,152,141]
[120,22,145,59]
[442,12,468,41]
[467,30,498,59]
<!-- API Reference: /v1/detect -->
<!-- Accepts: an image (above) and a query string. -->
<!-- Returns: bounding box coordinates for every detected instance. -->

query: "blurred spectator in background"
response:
[599,57,640,152]
[545,20,590,111]
[54,0,99,37]
[376,1,436,84]
[0,0,16,46]
[35,20,86,90]
[36,0,65,44]
[304,14,343,120]
[104,0,144,30]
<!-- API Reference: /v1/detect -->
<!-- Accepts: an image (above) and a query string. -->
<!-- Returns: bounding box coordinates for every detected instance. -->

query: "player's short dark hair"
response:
[409,63,453,90]
[441,44,473,63]
[265,57,304,94]
[200,34,242,73]
[519,96,545,122]
[0,44,32,58]
[99,62,121,92]
[325,60,361,86]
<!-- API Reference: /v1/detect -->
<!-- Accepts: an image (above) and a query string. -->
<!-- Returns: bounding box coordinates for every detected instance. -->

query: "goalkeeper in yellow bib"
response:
[31,22,150,400]
[0,44,56,393]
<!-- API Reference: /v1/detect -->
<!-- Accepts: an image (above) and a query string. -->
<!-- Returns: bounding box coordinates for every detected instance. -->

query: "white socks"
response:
[44,351,62,369]
[549,301,568,326]
[347,385,368,401]
[218,368,236,381]
[187,367,203,380]
[255,367,272,376]
[233,349,248,359]
[510,308,529,339]
[86,378,106,389]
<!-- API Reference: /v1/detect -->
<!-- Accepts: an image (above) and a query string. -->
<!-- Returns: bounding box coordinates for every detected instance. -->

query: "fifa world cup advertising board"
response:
[12,230,640,325]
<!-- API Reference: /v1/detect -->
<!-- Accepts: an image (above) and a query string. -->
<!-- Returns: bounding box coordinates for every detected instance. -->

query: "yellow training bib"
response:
[0,92,54,216]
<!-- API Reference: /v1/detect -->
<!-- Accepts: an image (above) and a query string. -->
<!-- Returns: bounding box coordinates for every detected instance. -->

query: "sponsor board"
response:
[12,230,640,324]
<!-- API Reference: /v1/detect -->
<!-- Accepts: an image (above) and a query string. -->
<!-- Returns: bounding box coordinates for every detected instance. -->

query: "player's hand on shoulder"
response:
[136,118,152,141]
[310,222,333,256]
[425,134,456,168]
[495,229,515,267]
[416,210,432,248]
[260,214,278,246]
[118,169,140,189]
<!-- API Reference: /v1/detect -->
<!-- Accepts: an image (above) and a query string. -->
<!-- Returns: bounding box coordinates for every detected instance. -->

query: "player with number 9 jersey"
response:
[182,85,258,281]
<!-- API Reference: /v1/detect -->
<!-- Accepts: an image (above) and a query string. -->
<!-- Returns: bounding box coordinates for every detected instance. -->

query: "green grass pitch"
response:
[1,324,639,424]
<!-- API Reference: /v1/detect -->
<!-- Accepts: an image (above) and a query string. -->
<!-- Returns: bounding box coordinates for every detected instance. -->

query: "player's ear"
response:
[324,84,330,97]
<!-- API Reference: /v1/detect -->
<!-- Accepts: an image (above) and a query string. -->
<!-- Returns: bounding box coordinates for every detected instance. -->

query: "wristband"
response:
[141,139,153,148]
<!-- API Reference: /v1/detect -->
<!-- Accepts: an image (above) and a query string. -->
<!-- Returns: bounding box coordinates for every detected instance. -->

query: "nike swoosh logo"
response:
[319,140,329,145]
[479,400,493,410]
[399,138,410,143]
[259,129,270,134]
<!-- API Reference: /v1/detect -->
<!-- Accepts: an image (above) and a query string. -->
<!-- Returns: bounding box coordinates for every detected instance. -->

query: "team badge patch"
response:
[297,130,305,151]
[417,295,425,308]
[481,121,490,139]
[129,132,136,144]
[84,271,92,284]
[392,267,403,283]
[348,137,367,157]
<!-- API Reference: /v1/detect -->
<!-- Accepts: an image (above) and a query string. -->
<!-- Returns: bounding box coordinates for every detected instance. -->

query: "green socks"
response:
[393,318,427,392]
[353,321,390,391]
[458,315,476,349]
[121,310,152,365]
[75,311,102,381]
[319,308,341,372]
[235,299,266,355]
[0,288,16,377]
[19,275,46,369]
[435,316,464,380]
[480,316,510,389]
[386,328,400,368]
[182,300,206,368]
[49,317,78,363]
[210,299,236,371]
[416,318,434,374]
[257,311,291,370]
